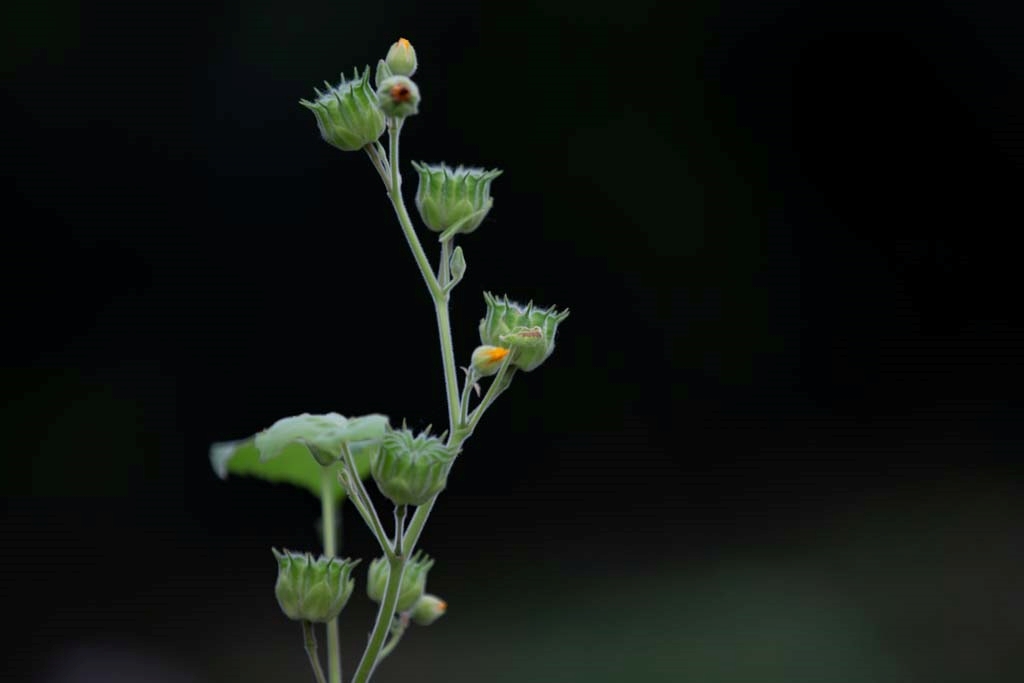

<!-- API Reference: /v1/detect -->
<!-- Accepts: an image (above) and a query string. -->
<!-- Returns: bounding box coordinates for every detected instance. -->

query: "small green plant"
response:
[210,38,569,683]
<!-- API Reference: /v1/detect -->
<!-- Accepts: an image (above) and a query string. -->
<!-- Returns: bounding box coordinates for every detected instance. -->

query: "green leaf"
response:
[210,439,340,499]
[254,413,389,463]
[210,413,388,500]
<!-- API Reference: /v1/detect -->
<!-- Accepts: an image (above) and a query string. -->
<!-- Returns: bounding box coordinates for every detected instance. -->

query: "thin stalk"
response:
[320,472,342,683]
[394,504,408,555]
[339,443,394,559]
[433,294,460,434]
[382,118,461,432]
[386,118,441,298]
[466,356,515,433]
[459,368,477,426]
[364,144,390,190]
[351,555,407,683]
[303,621,329,683]
[377,616,409,662]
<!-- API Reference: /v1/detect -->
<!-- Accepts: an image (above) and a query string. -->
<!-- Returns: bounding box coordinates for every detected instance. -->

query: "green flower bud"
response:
[449,245,466,284]
[365,556,389,604]
[377,75,420,118]
[410,594,447,626]
[300,67,385,152]
[410,162,502,240]
[470,345,510,377]
[370,427,457,506]
[366,552,436,612]
[385,37,418,77]
[478,293,570,372]
[272,549,360,623]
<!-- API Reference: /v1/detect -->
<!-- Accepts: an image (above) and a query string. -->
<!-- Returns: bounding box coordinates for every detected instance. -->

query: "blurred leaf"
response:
[210,412,387,499]
[210,439,341,499]
[254,413,388,464]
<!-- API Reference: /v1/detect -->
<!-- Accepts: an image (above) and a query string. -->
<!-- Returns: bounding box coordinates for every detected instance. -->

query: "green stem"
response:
[394,504,408,554]
[459,368,477,426]
[303,621,330,683]
[351,555,407,683]
[382,118,460,433]
[386,118,441,299]
[377,616,409,662]
[339,444,394,559]
[466,356,515,433]
[433,294,460,435]
[320,472,342,683]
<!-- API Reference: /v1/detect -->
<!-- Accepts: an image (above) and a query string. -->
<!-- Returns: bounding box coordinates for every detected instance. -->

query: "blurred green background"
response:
[2,0,1022,681]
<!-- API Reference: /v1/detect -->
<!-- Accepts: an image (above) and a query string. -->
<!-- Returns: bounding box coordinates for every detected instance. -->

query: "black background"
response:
[3,1,1023,681]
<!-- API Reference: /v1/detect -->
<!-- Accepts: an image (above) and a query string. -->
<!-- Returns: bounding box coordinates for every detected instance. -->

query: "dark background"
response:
[2,1,1022,681]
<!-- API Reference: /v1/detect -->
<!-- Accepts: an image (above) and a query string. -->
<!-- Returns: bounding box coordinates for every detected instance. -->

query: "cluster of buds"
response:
[478,293,570,372]
[370,427,458,506]
[300,38,422,153]
[272,549,360,623]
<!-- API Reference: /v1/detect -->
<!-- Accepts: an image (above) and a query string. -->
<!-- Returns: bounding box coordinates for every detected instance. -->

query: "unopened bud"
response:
[385,38,418,77]
[366,552,436,612]
[272,549,360,623]
[377,75,420,118]
[471,345,510,377]
[300,68,385,152]
[449,245,466,283]
[410,594,447,626]
[411,162,502,240]
[370,427,457,506]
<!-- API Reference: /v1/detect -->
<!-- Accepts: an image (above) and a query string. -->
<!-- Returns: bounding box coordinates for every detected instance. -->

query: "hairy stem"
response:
[351,554,407,683]
[303,621,330,683]
[320,472,342,683]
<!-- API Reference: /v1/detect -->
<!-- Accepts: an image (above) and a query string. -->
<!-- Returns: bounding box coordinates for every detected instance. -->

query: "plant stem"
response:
[435,238,461,432]
[394,504,408,554]
[377,616,409,662]
[351,554,407,683]
[385,118,441,299]
[303,621,330,683]
[339,443,394,559]
[466,357,515,433]
[320,471,342,683]
[377,119,461,434]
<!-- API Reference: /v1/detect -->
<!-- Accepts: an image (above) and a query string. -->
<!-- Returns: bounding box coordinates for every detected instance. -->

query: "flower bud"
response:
[410,162,502,240]
[410,594,447,626]
[300,68,385,152]
[370,427,457,506]
[385,38,418,77]
[377,75,420,118]
[478,293,570,372]
[365,556,389,604]
[272,549,360,623]
[470,345,510,377]
[366,552,436,612]
[449,245,466,284]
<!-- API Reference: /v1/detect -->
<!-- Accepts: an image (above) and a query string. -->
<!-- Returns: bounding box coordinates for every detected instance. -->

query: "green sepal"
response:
[375,59,394,90]
[437,201,493,242]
